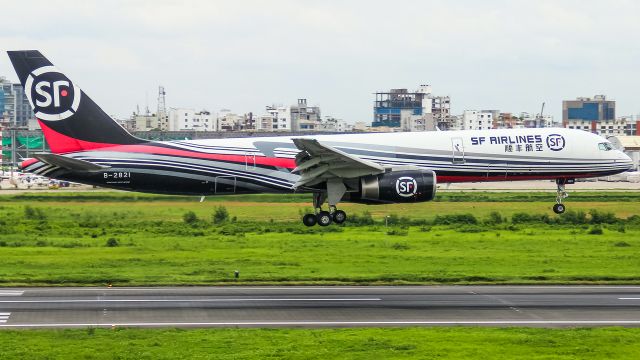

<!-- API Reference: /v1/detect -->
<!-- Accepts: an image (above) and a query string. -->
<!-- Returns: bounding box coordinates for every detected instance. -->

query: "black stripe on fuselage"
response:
[84,160,294,190]
[78,156,294,188]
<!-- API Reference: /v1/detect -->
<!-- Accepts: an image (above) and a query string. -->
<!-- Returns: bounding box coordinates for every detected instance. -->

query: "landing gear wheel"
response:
[553,203,566,214]
[317,211,332,226]
[302,214,317,227]
[332,210,347,224]
[553,179,571,215]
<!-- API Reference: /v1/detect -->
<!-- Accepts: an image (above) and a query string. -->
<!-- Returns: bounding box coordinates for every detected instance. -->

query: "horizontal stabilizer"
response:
[33,153,109,172]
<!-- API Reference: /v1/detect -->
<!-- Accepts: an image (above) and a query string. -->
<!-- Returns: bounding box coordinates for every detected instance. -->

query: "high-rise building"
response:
[563,95,615,132]
[373,88,425,128]
[264,99,322,132]
[519,112,555,128]
[265,105,291,131]
[595,117,630,136]
[432,95,453,130]
[168,108,217,131]
[254,114,276,131]
[1,77,15,127]
[12,84,32,127]
[495,112,521,129]
[291,99,321,131]
[373,85,450,130]
[459,110,495,130]
[131,112,161,131]
[0,77,34,127]
[156,86,169,131]
[0,83,5,125]
[217,109,248,131]
[620,116,640,136]
[320,117,350,132]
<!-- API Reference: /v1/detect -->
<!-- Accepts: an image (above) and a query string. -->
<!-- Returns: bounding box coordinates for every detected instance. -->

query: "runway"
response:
[1,286,640,328]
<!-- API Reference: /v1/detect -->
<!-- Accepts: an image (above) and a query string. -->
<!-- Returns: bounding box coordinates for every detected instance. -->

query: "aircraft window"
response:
[598,142,614,151]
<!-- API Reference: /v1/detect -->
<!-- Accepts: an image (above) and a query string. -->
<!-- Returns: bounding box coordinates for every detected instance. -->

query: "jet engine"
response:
[346,169,437,204]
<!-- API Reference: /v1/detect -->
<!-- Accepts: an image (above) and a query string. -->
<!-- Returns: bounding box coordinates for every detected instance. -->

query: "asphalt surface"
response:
[1,286,640,328]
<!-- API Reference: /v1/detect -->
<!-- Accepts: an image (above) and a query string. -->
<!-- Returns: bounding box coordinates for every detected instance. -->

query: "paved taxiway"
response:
[1,286,640,328]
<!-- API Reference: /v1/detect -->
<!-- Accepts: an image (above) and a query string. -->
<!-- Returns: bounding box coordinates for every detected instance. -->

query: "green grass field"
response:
[0,191,639,286]
[0,327,639,359]
[2,191,640,359]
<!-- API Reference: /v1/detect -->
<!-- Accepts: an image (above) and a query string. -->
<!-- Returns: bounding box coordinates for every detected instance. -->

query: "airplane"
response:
[7,50,634,226]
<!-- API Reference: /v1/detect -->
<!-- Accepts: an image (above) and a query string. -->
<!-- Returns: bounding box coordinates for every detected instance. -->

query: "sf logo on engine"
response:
[25,65,81,121]
[396,177,418,198]
[546,134,566,151]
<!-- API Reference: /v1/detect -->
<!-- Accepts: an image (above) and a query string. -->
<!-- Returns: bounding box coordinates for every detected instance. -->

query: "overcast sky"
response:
[1,0,638,123]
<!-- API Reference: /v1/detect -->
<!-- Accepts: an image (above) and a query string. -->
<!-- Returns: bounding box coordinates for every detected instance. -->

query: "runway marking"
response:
[2,320,640,328]
[618,298,640,300]
[0,312,10,323]
[0,291,23,296]
[20,286,640,292]
[0,298,382,303]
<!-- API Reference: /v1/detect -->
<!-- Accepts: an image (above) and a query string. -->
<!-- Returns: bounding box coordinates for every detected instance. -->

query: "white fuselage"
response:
[166,127,632,183]
[22,128,633,195]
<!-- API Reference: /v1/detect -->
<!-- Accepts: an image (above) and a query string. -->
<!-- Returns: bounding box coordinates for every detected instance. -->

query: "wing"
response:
[292,138,384,189]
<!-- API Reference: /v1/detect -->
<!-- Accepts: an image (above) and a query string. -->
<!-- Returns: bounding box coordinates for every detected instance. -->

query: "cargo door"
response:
[451,137,465,164]
[486,163,508,180]
[245,152,256,170]
[215,176,236,194]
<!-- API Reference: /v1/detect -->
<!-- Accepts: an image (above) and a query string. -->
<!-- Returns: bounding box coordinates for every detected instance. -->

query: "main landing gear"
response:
[302,179,347,227]
[302,192,347,226]
[553,178,573,214]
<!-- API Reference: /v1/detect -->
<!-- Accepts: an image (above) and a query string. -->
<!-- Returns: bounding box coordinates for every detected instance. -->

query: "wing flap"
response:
[292,138,384,189]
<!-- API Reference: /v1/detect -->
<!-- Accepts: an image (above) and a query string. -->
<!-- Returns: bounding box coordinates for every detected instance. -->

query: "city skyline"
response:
[1,0,639,123]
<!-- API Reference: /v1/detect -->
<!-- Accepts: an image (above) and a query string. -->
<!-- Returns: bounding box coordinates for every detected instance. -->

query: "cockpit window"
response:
[598,142,614,151]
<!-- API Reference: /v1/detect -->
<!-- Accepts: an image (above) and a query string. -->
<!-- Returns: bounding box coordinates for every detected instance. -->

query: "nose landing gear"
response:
[553,203,566,214]
[553,178,573,214]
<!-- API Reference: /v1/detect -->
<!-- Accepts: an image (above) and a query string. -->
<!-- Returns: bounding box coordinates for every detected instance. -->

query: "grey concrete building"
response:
[562,95,615,132]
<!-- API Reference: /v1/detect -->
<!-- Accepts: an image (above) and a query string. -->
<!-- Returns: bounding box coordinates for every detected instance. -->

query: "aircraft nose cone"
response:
[618,151,634,169]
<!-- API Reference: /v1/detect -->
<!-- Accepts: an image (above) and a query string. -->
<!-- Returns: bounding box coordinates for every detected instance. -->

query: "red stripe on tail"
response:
[39,120,118,154]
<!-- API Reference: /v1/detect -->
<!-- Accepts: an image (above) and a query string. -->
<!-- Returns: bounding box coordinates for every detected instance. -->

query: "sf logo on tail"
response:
[35,79,69,108]
[25,65,81,121]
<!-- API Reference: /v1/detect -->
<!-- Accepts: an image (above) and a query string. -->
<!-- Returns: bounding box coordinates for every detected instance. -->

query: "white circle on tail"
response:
[396,176,418,198]
[24,65,81,121]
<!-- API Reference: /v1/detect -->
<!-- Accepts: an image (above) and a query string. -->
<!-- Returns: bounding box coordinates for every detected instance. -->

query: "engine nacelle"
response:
[346,169,437,204]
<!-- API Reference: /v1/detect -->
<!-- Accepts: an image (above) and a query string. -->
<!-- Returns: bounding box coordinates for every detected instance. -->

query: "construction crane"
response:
[157,86,167,131]
[537,102,545,128]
